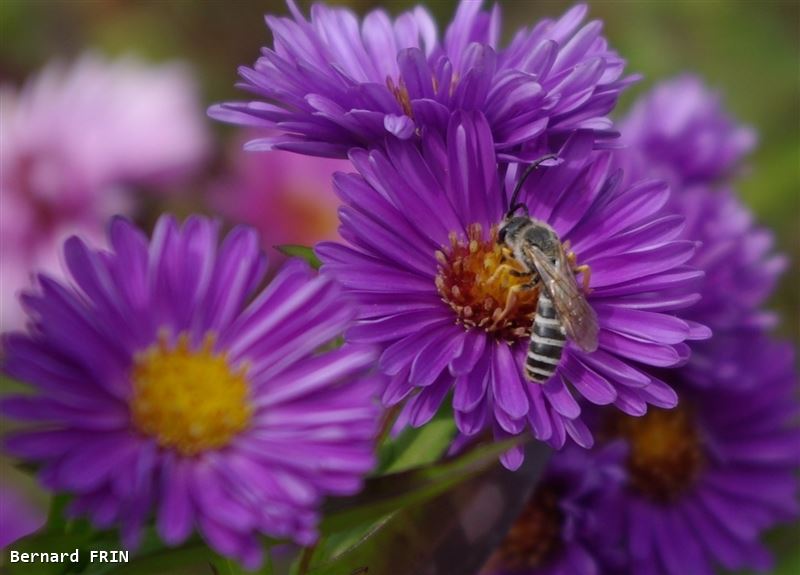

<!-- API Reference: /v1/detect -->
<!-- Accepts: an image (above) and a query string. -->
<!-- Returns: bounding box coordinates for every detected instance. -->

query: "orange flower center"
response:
[608,406,705,502]
[435,223,539,341]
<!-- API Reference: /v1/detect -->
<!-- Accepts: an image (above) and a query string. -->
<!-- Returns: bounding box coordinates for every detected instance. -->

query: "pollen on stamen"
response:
[130,331,253,456]
[435,223,539,341]
[449,73,460,98]
[386,76,414,118]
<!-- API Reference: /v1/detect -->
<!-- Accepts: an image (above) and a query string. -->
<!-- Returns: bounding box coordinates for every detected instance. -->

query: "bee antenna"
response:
[506,154,558,217]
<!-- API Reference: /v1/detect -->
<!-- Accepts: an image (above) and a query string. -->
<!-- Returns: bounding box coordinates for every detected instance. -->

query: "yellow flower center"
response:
[496,485,563,571]
[608,407,705,502]
[435,223,539,341]
[130,333,253,456]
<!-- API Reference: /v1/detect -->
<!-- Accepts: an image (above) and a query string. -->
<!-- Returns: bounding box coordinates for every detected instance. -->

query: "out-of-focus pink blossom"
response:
[211,133,347,261]
[0,53,210,331]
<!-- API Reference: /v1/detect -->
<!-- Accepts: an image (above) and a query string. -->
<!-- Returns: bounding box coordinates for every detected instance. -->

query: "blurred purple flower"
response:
[618,75,756,187]
[210,1,634,159]
[482,443,627,575]
[316,111,706,469]
[668,187,787,390]
[1,215,380,568]
[0,54,210,332]
[616,76,786,389]
[604,338,799,575]
[0,484,45,549]
[211,132,348,260]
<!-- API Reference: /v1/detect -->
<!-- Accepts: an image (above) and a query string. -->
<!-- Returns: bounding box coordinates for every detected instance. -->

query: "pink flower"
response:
[211,133,348,261]
[1,53,210,331]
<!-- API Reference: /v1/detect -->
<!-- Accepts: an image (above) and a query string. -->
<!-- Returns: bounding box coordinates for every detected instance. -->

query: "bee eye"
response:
[497,227,507,244]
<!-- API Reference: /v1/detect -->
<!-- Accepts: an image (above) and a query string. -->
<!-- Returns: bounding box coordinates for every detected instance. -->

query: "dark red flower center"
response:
[496,485,563,571]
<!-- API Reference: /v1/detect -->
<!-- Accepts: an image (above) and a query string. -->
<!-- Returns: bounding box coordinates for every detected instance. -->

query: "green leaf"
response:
[275,245,321,269]
[314,336,344,354]
[3,532,96,575]
[210,556,247,575]
[12,461,40,474]
[101,536,282,575]
[261,552,275,575]
[209,549,276,575]
[375,403,456,474]
[775,550,800,575]
[308,442,550,575]
[320,435,527,535]
[46,495,70,532]
[99,543,215,575]
[0,374,33,394]
[731,522,800,575]
[297,517,390,575]
[5,511,281,575]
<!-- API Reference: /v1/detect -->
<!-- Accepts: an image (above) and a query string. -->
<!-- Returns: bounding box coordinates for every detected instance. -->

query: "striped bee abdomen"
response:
[525,291,566,383]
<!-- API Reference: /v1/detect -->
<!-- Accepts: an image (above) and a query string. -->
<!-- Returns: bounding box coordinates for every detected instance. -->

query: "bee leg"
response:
[497,246,515,264]
[494,246,530,279]
[574,263,592,293]
[487,264,531,284]
[565,246,577,267]
[565,247,592,293]
[486,264,512,284]
[493,284,521,326]
[494,282,535,326]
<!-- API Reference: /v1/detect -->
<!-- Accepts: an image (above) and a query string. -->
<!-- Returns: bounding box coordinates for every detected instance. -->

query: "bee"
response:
[495,156,599,383]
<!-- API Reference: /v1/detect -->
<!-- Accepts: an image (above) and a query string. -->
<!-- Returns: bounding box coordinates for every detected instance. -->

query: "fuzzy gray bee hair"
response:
[496,156,599,383]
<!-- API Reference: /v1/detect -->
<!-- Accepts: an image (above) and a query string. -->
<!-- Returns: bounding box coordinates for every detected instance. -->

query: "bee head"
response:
[497,216,529,246]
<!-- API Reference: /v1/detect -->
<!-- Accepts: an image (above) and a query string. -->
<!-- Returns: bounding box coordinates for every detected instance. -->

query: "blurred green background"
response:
[1,0,798,573]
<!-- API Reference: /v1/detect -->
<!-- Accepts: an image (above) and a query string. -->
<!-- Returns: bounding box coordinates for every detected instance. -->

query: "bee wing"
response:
[524,244,599,352]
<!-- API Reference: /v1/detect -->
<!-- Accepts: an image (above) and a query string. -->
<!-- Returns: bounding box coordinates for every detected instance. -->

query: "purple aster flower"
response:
[667,187,787,390]
[316,110,705,469]
[616,76,786,389]
[602,338,799,575]
[1,53,210,332]
[1,215,380,569]
[481,442,627,575]
[618,74,756,187]
[210,0,633,159]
